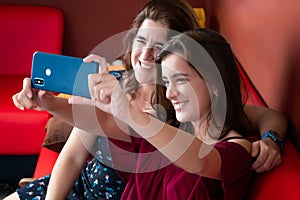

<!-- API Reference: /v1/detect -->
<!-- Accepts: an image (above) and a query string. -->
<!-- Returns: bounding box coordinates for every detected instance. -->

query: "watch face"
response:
[270,130,283,142]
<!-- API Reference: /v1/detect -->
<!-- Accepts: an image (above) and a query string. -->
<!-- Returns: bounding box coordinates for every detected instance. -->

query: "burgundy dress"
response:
[109,133,255,200]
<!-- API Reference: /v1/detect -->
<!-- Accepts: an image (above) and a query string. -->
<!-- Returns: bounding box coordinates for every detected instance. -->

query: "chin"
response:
[176,113,189,123]
[136,76,155,84]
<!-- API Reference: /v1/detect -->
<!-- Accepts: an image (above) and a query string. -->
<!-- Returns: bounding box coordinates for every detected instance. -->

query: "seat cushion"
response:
[0,5,63,75]
[33,146,59,178]
[0,5,63,156]
[0,75,50,154]
[248,139,300,200]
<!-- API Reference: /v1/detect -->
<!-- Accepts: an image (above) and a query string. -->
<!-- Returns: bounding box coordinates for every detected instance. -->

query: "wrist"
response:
[261,130,284,154]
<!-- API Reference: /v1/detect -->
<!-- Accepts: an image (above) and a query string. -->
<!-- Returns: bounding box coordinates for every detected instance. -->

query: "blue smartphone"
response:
[31,52,99,98]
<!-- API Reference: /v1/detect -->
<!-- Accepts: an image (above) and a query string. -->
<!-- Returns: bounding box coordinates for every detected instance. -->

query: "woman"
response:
[7,0,286,199]
[85,29,258,199]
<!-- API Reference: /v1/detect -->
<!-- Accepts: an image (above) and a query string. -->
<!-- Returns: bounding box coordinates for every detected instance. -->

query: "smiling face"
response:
[161,54,211,124]
[131,19,168,84]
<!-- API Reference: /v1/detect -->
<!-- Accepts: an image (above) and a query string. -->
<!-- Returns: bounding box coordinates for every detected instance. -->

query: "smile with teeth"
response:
[172,100,189,110]
[140,63,153,70]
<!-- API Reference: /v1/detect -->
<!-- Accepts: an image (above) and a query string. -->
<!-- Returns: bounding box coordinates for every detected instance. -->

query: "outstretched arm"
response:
[244,105,288,172]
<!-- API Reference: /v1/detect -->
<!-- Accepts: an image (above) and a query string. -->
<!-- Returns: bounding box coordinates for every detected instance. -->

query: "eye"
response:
[176,78,188,84]
[154,44,163,51]
[136,38,146,45]
[134,38,146,45]
[133,37,147,48]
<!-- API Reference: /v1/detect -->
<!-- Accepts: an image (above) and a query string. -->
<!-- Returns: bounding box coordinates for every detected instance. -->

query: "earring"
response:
[213,89,219,97]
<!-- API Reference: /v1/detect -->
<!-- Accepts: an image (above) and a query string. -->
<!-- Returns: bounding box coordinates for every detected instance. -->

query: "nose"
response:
[166,84,178,100]
[140,47,155,62]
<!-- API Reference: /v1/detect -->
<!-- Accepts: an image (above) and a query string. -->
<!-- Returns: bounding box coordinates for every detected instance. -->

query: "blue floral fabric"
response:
[17,158,124,200]
[17,136,125,199]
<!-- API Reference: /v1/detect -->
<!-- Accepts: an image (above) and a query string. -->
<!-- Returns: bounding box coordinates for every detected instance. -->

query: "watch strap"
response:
[261,130,284,154]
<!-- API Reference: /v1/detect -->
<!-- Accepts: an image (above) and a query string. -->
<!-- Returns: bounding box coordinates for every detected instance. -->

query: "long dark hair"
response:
[120,0,201,126]
[156,29,251,139]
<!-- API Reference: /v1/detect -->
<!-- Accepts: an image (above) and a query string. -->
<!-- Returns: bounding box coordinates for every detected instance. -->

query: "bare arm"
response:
[244,105,288,172]
[245,105,288,138]
[12,57,131,142]
[125,104,222,179]
[12,77,78,125]
[45,127,92,200]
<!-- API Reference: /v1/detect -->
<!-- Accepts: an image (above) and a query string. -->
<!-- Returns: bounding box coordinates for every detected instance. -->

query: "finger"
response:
[251,141,260,157]
[252,146,268,170]
[19,77,40,109]
[68,96,95,106]
[257,149,281,172]
[93,83,115,104]
[88,73,116,100]
[83,54,109,73]
[83,54,95,63]
[255,154,274,173]
[96,56,109,74]
[100,87,113,104]
[23,78,33,99]
[252,142,275,172]
[12,93,24,110]
[17,89,38,109]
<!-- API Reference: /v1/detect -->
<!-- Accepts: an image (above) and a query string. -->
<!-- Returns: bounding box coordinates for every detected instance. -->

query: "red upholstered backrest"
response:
[237,60,266,107]
[0,5,64,75]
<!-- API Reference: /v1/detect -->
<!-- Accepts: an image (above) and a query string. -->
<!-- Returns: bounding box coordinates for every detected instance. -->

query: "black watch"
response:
[261,130,284,154]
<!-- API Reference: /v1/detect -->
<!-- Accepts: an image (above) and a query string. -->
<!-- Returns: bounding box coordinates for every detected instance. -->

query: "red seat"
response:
[238,61,300,200]
[0,5,63,182]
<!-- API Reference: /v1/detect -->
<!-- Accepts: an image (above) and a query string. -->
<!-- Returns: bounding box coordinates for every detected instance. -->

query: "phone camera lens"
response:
[34,78,44,86]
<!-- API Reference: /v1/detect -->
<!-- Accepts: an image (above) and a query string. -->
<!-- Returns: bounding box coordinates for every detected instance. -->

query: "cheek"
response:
[131,50,139,67]
[196,89,211,113]
[182,85,197,100]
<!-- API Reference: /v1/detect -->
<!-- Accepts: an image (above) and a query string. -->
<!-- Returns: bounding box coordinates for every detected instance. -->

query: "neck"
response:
[132,83,156,112]
[192,113,216,144]
[134,83,156,102]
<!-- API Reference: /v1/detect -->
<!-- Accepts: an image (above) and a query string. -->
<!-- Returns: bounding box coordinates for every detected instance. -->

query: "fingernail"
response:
[19,106,24,110]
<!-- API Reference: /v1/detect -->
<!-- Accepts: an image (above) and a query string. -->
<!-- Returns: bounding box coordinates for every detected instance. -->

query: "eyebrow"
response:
[162,73,189,79]
[135,35,165,47]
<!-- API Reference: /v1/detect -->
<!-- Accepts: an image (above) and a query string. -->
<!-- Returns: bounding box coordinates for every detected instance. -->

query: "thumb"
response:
[251,141,260,157]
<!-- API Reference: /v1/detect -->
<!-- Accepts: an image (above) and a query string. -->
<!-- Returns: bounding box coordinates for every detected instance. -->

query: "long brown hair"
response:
[156,29,251,138]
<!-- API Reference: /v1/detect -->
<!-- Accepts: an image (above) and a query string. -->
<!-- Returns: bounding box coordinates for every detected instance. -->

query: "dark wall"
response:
[0,0,150,57]
[0,0,203,58]
[202,0,300,150]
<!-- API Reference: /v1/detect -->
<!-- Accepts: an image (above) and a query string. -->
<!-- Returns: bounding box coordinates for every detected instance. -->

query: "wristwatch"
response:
[261,130,284,154]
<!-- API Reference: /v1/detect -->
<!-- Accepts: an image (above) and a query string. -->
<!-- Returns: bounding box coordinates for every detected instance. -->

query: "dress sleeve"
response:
[214,141,255,200]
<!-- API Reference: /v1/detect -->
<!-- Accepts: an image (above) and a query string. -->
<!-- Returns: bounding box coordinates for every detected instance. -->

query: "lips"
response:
[138,59,154,70]
[141,63,153,70]
[172,100,189,111]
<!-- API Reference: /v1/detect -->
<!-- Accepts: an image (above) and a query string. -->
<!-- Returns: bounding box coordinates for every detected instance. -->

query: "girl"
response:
[88,29,256,199]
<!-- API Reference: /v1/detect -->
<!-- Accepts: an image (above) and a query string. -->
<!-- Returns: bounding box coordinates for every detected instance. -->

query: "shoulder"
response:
[220,130,252,154]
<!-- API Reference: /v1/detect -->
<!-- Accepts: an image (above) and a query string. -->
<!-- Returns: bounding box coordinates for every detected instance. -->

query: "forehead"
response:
[137,19,168,42]
[162,54,195,75]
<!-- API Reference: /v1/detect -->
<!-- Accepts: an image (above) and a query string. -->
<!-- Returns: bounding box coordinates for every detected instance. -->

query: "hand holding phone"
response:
[31,52,124,98]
